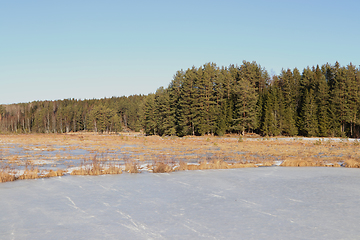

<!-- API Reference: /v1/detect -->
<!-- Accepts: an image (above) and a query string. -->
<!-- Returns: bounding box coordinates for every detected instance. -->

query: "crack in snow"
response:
[209,193,226,199]
[116,210,164,239]
[255,210,277,217]
[239,199,261,206]
[65,196,94,218]
[66,196,77,208]
[182,221,218,240]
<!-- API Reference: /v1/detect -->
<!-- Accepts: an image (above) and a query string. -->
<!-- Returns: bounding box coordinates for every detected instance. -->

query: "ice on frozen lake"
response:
[1,167,360,239]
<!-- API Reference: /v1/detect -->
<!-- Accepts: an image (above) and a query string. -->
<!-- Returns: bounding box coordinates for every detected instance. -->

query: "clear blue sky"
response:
[1,0,359,104]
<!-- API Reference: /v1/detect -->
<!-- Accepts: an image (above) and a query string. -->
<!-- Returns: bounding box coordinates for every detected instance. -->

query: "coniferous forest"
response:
[0,96,145,134]
[1,61,360,138]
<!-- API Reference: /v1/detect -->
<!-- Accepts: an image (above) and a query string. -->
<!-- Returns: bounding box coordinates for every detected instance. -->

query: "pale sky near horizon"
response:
[1,0,359,104]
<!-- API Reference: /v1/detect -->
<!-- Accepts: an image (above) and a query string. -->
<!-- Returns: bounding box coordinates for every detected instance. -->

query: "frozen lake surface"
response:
[1,167,360,239]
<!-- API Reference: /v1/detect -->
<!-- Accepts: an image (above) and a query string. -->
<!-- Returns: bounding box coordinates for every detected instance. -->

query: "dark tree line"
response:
[144,61,360,138]
[1,61,359,137]
[0,95,145,133]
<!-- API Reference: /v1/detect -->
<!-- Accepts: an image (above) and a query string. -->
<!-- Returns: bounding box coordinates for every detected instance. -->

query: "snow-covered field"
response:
[1,167,360,239]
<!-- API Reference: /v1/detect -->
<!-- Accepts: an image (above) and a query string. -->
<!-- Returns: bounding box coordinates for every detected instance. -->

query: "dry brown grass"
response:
[206,160,230,169]
[0,171,16,183]
[1,133,360,183]
[280,157,343,167]
[326,163,341,167]
[261,161,274,166]
[44,169,65,178]
[178,160,258,171]
[70,156,123,175]
[125,162,139,173]
[177,161,188,171]
[229,162,258,168]
[103,166,123,174]
[152,162,173,173]
[0,162,66,182]
[342,158,360,168]
[70,165,123,175]
[6,155,19,163]
[17,168,40,180]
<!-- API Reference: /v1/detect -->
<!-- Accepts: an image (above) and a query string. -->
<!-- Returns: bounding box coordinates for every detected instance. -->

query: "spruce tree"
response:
[279,69,298,136]
[346,63,359,137]
[154,87,176,136]
[331,66,349,135]
[314,65,330,136]
[144,94,157,135]
[301,89,318,136]
[261,88,279,136]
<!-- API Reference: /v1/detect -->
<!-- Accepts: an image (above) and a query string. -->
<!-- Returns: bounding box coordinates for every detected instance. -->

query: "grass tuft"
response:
[125,161,139,173]
[342,158,360,168]
[152,162,173,173]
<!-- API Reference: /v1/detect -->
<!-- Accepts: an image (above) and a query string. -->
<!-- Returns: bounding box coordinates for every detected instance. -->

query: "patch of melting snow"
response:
[12,169,25,177]
[28,160,55,165]
[187,163,200,166]
[29,147,47,151]
[241,137,360,142]
[273,160,283,166]
[138,164,151,172]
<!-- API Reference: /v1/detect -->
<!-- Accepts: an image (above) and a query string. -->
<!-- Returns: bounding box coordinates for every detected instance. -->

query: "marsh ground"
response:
[1,133,360,239]
[0,133,359,182]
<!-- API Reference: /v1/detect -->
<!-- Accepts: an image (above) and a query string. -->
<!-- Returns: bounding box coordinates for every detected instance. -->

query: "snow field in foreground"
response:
[1,167,360,239]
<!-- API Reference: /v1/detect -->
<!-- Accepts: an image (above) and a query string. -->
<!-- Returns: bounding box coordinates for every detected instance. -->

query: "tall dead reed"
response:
[125,161,139,173]
[0,166,17,183]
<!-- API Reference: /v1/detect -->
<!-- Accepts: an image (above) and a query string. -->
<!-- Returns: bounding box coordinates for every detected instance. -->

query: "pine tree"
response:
[177,67,197,136]
[192,63,219,135]
[232,78,258,135]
